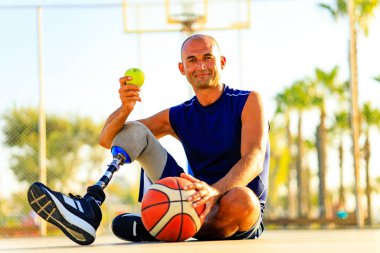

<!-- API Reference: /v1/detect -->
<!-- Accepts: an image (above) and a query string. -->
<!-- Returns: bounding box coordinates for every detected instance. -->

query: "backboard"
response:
[122,0,251,35]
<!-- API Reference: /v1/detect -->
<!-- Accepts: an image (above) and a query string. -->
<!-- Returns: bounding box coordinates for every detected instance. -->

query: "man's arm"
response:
[99,105,132,149]
[99,76,140,148]
[99,106,175,149]
[99,76,176,149]
[212,91,268,193]
[138,109,177,139]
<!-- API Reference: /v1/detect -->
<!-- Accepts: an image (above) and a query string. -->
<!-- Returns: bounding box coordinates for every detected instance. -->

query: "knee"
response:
[111,121,151,160]
[122,121,149,137]
[112,121,149,147]
[219,187,260,218]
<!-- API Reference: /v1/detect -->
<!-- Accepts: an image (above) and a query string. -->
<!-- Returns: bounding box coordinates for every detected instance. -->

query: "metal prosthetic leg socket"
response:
[111,146,131,165]
[85,146,131,206]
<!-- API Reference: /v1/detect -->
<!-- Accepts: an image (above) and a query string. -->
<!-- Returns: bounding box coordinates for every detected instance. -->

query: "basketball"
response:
[141,176,205,242]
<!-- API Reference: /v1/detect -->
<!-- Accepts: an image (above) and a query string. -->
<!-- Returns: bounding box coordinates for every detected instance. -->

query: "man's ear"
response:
[220,56,226,70]
[178,62,185,75]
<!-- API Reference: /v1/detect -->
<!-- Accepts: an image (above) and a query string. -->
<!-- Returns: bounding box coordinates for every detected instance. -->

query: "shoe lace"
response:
[69,193,83,199]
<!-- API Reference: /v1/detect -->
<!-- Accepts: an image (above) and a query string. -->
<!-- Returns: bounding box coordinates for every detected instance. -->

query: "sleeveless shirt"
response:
[169,85,269,204]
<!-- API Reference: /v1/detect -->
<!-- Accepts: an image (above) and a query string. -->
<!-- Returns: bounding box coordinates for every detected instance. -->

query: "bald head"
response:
[180,34,221,61]
[178,33,226,90]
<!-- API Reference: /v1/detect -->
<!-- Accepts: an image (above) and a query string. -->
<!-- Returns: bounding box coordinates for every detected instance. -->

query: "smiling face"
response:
[178,35,226,90]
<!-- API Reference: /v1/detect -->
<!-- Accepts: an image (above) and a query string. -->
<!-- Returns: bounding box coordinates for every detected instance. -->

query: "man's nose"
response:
[196,60,206,70]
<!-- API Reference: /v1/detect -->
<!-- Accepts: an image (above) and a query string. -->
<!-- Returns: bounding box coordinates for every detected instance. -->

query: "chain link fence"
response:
[0,107,143,237]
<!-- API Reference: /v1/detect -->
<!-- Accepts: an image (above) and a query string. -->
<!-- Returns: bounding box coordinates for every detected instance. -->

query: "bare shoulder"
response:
[241,90,268,131]
[242,91,265,116]
[248,90,262,101]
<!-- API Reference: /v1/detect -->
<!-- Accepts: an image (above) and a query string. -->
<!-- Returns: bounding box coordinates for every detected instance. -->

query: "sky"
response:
[0,0,380,199]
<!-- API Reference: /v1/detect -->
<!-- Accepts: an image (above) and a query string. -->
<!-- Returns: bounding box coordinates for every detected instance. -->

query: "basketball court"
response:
[1,1,380,252]
[1,229,379,253]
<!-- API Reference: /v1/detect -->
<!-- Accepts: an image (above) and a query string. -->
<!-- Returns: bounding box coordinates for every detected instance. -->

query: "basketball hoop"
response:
[169,13,206,35]
[122,0,251,35]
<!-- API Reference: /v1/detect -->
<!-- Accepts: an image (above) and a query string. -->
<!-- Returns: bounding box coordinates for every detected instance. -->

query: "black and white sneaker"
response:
[112,213,158,242]
[27,182,102,245]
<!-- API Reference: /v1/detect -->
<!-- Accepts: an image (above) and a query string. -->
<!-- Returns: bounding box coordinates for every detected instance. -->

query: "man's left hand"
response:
[180,173,220,223]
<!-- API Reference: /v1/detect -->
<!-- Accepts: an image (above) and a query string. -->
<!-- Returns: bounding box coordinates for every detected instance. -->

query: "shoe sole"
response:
[27,183,95,245]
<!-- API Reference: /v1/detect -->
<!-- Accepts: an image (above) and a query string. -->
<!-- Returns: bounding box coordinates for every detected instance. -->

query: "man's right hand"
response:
[119,76,142,113]
[98,76,142,148]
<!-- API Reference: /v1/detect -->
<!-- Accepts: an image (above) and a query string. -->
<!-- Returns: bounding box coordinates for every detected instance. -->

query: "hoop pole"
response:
[37,6,47,237]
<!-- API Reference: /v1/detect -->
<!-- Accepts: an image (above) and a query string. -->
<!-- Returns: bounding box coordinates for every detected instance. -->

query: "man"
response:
[28,34,269,245]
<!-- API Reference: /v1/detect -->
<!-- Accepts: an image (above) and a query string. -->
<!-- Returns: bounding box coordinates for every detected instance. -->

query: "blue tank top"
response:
[169,85,269,204]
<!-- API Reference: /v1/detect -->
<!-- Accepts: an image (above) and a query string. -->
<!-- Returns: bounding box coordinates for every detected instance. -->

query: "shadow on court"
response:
[1,229,379,253]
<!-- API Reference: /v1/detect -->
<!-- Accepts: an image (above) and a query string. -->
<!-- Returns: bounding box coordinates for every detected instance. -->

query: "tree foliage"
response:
[319,0,380,35]
[2,107,104,187]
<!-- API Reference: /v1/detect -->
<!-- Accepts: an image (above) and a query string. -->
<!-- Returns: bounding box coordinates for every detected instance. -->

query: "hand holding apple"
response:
[124,68,145,87]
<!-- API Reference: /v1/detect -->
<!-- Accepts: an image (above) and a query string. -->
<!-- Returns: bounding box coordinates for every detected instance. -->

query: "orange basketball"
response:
[141,177,205,242]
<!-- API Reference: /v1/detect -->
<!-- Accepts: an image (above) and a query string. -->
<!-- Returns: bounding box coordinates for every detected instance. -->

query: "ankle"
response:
[84,185,106,205]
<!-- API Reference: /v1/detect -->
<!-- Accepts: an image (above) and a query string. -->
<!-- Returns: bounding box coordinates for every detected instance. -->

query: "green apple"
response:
[124,68,145,87]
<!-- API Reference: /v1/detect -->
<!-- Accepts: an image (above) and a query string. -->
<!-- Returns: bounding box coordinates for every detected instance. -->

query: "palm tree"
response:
[274,80,315,218]
[330,110,351,208]
[320,0,380,227]
[361,102,380,225]
[275,88,296,217]
[266,115,291,218]
[287,80,315,217]
[319,0,379,35]
[311,66,345,217]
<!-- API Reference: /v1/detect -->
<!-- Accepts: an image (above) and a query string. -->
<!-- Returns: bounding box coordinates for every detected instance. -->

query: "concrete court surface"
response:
[1,229,379,253]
